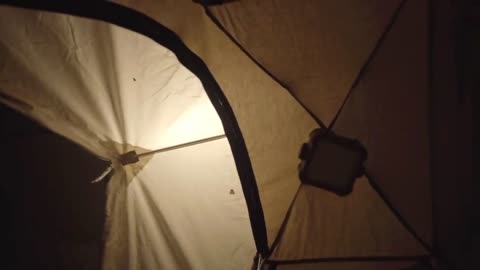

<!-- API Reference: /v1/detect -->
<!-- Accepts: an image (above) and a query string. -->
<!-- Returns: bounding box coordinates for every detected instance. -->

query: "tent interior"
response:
[0,0,475,270]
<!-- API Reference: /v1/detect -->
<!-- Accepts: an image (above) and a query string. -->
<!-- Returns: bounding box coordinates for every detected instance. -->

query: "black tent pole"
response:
[327,0,407,130]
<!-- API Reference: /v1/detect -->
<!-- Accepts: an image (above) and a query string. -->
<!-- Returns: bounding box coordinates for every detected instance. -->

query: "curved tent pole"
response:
[322,0,455,268]
[0,0,269,256]
[210,0,453,266]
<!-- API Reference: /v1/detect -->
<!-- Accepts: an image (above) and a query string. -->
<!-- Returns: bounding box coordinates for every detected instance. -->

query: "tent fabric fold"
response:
[204,0,432,260]
[126,138,254,270]
[271,261,423,270]
[207,0,403,125]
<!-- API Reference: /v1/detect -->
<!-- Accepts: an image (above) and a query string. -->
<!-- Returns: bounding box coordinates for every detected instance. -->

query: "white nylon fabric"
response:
[128,138,254,270]
[115,0,319,248]
[1,6,224,150]
[0,6,255,270]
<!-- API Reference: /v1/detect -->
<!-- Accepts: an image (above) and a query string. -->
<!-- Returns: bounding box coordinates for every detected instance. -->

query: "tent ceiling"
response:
[333,0,431,245]
[0,0,456,268]
[127,138,254,269]
[274,261,421,270]
[270,178,426,260]
[1,105,108,270]
[206,0,432,258]
[115,0,319,249]
[0,6,224,152]
[208,0,403,125]
[0,5,255,270]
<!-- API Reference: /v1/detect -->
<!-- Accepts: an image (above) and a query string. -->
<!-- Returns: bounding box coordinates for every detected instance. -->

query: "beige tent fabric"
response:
[270,178,426,260]
[208,0,402,125]
[115,0,319,246]
[333,0,432,244]
[0,6,255,270]
[127,138,255,270]
[116,0,433,258]
[431,0,473,265]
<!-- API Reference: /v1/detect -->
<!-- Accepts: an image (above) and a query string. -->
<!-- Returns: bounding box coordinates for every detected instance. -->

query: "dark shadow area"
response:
[0,0,268,255]
[431,0,476,269]
[0,104,109,270]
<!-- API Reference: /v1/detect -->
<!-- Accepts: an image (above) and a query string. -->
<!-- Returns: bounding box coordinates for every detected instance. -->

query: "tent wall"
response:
[0,5,257,270]
[0,5,225,153]
[114,0,319,251]
[0,104,107,270]
[431,0,475,268]
[270,178,425,260]
[207,0,403,125]
[114,0,435,262]
[332,0,432,245]
[2,1,468,269]
[272,261,424,270]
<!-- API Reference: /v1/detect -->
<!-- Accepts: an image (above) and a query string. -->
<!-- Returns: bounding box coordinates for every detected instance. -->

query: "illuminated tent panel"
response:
[270,179,425,260]
[0,6,255,270]
[0,5,224,151]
